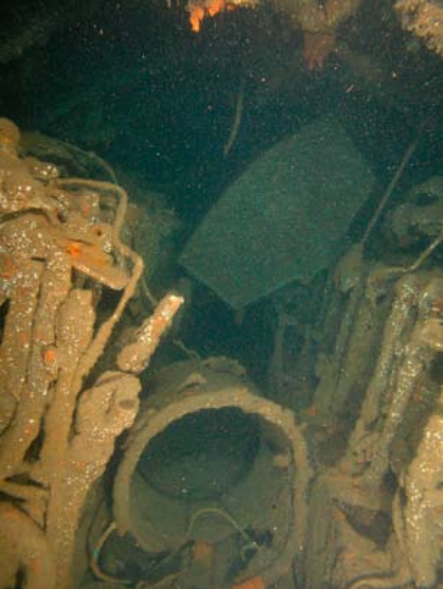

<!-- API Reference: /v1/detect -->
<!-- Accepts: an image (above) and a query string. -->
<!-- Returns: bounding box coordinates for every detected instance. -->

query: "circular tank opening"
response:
[136,407,260,500]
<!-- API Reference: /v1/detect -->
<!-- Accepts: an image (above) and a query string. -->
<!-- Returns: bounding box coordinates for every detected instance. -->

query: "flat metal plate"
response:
[181,117,374,309]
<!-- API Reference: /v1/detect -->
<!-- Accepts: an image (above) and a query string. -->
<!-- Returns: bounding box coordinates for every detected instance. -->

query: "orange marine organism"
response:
[187,0,253,32]
[187,0,228,31]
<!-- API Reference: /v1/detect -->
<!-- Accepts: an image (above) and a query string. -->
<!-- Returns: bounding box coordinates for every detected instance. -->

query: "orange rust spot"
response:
[232,576,265,589]
[66,241,82,258]
[43,348,57,365]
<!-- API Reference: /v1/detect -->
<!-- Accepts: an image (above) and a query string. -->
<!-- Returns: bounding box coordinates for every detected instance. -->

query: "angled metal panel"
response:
[181,117,374,309]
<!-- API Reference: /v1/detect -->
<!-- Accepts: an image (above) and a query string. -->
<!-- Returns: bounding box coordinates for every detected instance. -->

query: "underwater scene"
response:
[1,1,443,588]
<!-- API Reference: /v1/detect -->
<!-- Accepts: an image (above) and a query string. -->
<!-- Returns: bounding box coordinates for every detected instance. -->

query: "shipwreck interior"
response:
[2,1,443,589]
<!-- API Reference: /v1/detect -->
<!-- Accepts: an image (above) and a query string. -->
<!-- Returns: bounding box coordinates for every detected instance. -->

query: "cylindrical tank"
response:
[113,357,311,588]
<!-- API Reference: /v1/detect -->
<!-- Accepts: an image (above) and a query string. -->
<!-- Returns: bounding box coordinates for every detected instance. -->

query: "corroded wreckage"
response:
[3,116,443,589]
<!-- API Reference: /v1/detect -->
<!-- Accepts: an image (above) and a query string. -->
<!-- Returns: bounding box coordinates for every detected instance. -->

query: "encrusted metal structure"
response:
[3,115,443,589]
[0,118,183,589]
